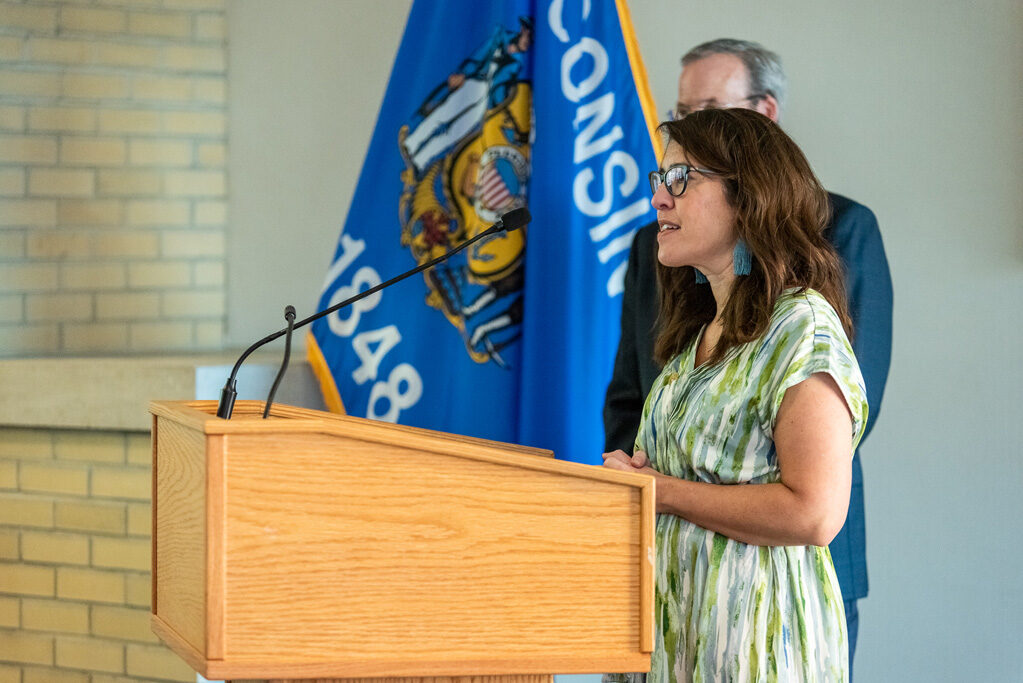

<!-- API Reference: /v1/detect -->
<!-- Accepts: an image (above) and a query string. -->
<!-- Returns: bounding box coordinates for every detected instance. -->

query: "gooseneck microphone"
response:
[261,304,296,419]
[215,206,532,419]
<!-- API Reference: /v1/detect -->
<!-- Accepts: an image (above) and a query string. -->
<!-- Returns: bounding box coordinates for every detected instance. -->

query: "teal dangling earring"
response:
[693,268,708,283]
[733,240,752,276]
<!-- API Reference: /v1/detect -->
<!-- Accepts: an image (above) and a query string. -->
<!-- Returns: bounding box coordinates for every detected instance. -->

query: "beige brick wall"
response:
[0,425,194,682]
[0,0,227,357]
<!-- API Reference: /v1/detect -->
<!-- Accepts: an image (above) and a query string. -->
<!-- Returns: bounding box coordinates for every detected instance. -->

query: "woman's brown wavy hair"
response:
[654,108,852,365]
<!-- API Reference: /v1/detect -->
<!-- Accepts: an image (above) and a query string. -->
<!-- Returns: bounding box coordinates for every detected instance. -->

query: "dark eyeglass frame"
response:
[649,164,720,197]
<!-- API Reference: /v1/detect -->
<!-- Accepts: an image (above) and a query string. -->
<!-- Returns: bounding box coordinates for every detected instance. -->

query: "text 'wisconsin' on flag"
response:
[308,0,661,465]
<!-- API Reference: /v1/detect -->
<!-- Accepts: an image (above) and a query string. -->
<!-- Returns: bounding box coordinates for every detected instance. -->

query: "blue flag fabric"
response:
[309,0,659,465]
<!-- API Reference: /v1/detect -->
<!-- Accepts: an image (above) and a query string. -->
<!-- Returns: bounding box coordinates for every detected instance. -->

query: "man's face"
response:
[676,52,777,121]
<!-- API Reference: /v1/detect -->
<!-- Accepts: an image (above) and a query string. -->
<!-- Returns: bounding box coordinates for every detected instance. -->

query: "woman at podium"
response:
[602,108,866,682]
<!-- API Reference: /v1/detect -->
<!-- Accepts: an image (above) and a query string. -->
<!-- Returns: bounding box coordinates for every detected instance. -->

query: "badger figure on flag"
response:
[398,16,533,367]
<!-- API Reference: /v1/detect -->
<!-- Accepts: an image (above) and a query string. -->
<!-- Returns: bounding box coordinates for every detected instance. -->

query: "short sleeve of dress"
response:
[756,291,869,451]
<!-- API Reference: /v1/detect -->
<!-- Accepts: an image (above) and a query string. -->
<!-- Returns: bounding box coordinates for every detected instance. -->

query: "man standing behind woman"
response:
[603,39,892,679]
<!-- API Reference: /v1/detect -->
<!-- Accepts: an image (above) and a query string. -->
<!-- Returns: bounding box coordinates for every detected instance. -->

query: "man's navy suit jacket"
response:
[602,192,893,602]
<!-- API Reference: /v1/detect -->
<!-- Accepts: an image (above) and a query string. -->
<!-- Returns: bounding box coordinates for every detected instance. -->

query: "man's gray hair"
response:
[682,38,788,116]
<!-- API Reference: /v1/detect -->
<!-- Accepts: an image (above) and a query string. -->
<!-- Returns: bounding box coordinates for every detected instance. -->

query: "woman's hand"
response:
[603,450,667,512]
[602,449,656,474]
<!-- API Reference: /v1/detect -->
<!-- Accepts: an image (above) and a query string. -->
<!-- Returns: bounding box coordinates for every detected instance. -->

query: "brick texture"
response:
[0,355,218,676]
[0,597,17,628]
[0,0,227,358]
[21,598,90,634]
[0,630,53,666]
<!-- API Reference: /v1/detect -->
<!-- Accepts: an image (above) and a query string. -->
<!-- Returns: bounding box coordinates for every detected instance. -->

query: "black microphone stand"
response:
[216,212,527,419]
[261,305,296,419]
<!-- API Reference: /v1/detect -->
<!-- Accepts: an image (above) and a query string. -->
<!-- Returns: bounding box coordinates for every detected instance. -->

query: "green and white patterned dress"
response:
[615,289,867,683]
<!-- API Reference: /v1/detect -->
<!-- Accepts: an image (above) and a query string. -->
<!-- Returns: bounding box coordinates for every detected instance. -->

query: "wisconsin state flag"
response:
[309,0,660,464]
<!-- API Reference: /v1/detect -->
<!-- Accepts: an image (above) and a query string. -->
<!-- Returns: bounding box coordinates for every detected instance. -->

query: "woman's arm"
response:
[603,372,854,547]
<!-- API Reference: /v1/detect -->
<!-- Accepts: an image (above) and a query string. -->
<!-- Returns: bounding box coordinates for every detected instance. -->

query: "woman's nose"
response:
[651,184,673,211]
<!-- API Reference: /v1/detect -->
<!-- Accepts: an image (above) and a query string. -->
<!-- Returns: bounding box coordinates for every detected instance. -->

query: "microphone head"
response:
[498,206,531,232]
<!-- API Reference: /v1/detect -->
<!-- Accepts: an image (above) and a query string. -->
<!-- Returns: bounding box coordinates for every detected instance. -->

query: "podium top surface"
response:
[149,400,650,489]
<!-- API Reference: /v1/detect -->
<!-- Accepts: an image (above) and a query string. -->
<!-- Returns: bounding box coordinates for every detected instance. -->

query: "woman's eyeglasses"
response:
[649,164,720,197]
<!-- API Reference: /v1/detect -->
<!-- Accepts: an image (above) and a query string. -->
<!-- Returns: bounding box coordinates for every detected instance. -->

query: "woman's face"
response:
[652,140,738,274]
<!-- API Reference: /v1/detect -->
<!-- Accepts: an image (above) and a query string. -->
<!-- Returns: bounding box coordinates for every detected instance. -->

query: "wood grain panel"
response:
[149,401,653,678]
[155,418,207,654]
[640,478,654,653]
[153,614,207,673]
[222,431,641,664]
[207,434,226,659]
[152,415,159,613]
[207,654,646,680]
[153,400,555,459]
[232,676,553,683]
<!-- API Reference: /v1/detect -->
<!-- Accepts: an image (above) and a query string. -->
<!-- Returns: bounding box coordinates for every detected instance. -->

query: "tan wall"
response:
[0,0,228,357]
[0,425,193,682]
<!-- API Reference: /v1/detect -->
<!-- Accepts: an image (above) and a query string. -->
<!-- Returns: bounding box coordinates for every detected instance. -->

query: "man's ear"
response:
[755,94,780,123]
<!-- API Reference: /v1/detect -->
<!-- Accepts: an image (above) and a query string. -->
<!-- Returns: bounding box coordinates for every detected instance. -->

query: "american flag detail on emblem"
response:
[308,0,661,465]
[480,164,513,210]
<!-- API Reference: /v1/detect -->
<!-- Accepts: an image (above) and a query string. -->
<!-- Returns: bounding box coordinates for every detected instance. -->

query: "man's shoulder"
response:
[824,191,884,260]
[629,220,659,266]
[826,191,879,230]
[636,219,659,244]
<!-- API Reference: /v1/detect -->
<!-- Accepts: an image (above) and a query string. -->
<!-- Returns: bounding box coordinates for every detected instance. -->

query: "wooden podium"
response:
[149,400,654,683]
